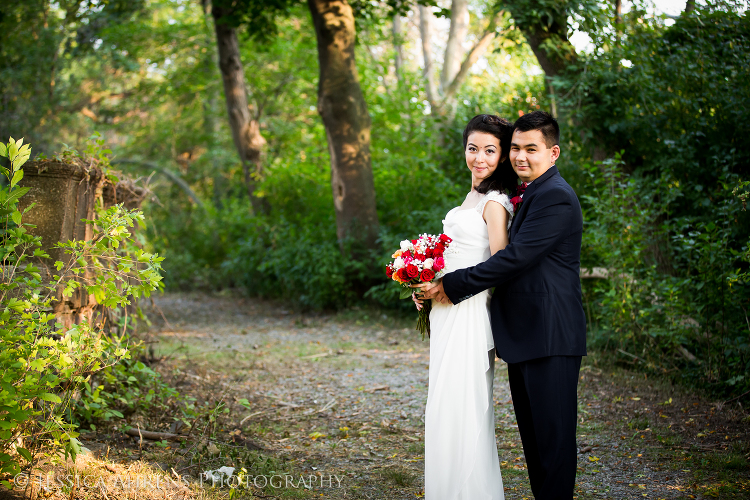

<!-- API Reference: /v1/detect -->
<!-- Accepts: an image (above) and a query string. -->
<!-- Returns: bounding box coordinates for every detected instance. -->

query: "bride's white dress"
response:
[425,190,513,500]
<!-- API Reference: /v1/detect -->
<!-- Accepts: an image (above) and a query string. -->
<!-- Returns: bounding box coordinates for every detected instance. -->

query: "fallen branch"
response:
[317,398,337,413]
[300,351,331,359]
[111,159,204,208]
[276,400,301,408]
[617,349,647,364]
[580,267,611,279]
[365,385,390,393]
[125,428,183,442]
[723,389,750,405]
[240,410,267,425]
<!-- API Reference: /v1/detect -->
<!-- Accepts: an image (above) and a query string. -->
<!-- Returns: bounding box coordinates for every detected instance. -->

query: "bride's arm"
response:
[483,201,509,255]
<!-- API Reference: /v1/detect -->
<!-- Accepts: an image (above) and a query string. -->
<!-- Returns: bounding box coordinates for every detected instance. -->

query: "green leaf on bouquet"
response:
[399,286,415,300]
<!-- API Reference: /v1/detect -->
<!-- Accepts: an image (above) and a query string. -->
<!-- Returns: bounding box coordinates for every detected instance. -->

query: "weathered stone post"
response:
[18,160,104,327]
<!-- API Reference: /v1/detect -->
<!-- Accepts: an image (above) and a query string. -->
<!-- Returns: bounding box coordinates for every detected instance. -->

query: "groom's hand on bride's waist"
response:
[412,280,453,305]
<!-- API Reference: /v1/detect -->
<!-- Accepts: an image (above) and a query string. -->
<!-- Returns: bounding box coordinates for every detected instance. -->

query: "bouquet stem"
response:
[416,300,432,341]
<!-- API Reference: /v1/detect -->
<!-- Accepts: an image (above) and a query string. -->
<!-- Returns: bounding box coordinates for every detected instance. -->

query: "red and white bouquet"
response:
[385,233,453,339]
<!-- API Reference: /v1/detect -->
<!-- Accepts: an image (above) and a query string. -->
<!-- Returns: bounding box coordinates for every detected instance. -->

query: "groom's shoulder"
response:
[538,172,573,197]
[543,171,579,200]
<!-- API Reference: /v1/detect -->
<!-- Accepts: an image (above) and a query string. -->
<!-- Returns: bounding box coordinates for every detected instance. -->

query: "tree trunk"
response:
[200,9,226,209]
[615,0,623,45]
[211,4,267,214]
[440,0,469,93]
[441,9,505,113]
[510,5,606,160]
[517,14,575,78]
[392,14,404,83]
[307,0,379,252]
[685,0,695,13]
[419,5,439,107]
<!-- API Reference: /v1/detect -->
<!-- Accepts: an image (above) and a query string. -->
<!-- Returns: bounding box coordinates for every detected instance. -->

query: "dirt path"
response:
[91,293,749,499]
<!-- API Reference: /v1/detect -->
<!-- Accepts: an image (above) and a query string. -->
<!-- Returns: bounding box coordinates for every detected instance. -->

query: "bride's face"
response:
[465,132,503,187]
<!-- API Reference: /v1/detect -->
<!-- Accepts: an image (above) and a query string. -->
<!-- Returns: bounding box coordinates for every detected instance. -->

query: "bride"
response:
[415,114,516,499]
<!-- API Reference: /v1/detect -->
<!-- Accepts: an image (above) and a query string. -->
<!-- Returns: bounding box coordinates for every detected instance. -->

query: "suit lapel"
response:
[509,165,559,239]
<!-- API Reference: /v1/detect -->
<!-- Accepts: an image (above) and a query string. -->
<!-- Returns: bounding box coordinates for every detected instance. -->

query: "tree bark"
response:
[419,5,439,107]
[685,0,695,13]
[211,4,267,214]
[440,0,469,93]
[307,0,379,251]
[392,14,404,83]
[517,14,575,79]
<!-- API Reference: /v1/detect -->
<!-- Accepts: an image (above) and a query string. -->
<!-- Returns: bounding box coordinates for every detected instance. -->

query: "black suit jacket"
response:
[442,165,587,363]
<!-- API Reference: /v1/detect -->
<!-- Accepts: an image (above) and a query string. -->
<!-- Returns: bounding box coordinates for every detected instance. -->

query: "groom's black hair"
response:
[513,110,559,148]
[463,114,518,195]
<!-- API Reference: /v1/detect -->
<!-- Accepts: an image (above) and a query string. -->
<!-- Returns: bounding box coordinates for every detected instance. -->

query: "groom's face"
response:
[510,129,560,182]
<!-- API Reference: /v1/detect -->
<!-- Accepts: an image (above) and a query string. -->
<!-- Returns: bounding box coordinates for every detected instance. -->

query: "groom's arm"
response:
[442,188,575,304]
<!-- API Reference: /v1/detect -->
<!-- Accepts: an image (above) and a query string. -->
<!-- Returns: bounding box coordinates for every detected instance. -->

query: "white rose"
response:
[393,257,405,270]
[400,240,412,252]
[423,258,434,270]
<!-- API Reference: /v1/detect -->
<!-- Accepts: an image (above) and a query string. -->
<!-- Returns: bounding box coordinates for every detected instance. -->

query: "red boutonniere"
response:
[511,182,528,212]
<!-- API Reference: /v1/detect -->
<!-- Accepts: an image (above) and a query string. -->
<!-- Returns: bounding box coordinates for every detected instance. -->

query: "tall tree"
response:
[440,0,469,93]
[210,1,268,214]
[503,0,608,159]
[507,1,575,79]
[419,4,440,105]
[419,3,507,118]
[307,0,379,250]
[392,14,404,83]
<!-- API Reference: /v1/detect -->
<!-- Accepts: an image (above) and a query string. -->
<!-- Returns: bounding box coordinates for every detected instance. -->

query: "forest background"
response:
[2,0,749,403]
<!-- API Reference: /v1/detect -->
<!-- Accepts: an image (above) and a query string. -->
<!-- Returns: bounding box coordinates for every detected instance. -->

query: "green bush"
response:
[582,154,750,397]
[0,138,164,485]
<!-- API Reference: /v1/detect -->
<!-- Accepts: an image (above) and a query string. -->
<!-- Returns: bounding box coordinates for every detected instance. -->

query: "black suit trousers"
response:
[507,355,582,499]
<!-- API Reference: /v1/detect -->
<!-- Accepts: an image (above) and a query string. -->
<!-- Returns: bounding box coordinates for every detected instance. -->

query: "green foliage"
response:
[582,155,750,397]
[556,5,750,397]
[561,6,750,212]
[0,1,148,152]
[0,137,164,485]
[73,354,179,427]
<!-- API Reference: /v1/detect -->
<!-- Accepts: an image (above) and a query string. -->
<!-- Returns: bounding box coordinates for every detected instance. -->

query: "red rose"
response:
[425,248,434,258]
[385,265,394,278]
[411,239,418,245]
[397,268,410,282]
[402,250,411,258]
[420,269,435,282]
[414,253,426,261]
[434,243,445,254]
[433,256,445,272]
[439,234,451,243]
[511,196,523,212]
[406,264,419,278]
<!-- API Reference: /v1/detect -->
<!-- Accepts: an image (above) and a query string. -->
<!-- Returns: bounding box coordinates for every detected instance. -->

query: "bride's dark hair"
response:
[462,114,518,195]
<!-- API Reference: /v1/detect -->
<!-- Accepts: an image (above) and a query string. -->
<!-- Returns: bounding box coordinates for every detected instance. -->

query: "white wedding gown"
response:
[425,190,513,500]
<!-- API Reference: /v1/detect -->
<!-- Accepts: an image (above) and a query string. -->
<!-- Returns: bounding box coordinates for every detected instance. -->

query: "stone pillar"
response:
[18,160,105,327]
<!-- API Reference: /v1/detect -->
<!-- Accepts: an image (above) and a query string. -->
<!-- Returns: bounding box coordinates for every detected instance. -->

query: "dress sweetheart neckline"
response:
[447,206,483,217]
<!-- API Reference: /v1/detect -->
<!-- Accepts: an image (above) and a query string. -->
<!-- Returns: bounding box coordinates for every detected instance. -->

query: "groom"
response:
[423,111,586,499]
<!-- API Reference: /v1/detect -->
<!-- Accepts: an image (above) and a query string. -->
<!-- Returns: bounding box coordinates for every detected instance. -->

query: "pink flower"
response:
[433,257,445,272]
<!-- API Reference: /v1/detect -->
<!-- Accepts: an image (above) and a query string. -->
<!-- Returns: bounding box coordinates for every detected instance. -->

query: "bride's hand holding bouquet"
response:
[385,233,453,339]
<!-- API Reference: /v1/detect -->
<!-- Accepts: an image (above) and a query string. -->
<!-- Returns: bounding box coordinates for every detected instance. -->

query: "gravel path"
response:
[124,292,749,499]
